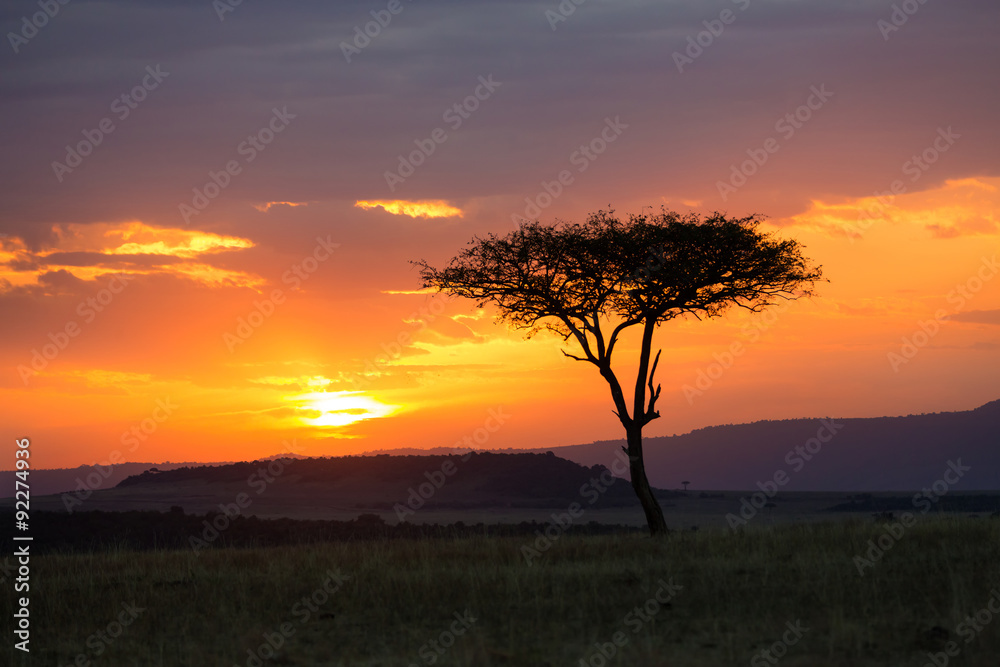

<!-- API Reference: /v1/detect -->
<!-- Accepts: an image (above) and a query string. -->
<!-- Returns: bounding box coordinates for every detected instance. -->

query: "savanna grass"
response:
[5,517,998,666]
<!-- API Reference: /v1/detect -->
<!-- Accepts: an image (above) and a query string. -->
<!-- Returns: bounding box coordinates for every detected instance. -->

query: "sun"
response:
[288,391,400,428]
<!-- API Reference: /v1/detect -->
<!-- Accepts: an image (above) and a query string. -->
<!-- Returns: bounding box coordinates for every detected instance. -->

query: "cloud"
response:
[926,217,1000,239]
[248,375,335,391]
[355,200,464,219]
[104,222,254,257]
[780,178,1000,239]
[253,201,312,212]
[380,287,438,295]
[951,310,1000,325]
[0,222,262,292]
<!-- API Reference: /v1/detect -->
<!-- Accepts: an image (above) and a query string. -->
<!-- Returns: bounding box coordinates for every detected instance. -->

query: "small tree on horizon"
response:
[414,209,823,536]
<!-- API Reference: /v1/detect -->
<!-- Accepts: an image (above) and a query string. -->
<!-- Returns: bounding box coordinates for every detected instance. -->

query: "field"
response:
[25,479,1000,528]
[6,517,999,666]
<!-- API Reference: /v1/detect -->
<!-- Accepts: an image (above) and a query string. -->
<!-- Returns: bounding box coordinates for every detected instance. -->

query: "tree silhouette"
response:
[414,209,823,536]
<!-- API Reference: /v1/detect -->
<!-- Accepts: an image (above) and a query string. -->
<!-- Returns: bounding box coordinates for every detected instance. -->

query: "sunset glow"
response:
[290,391,401,430]
[2,1,997,470]
[6,4,999,664]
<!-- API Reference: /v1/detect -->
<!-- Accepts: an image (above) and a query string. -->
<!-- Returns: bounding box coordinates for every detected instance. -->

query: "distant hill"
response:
[9,400,997,498]
[519,400,1000,492]
[111,452,650,509]
[0,461,227,499]
[0,453,312,499]
[359,446,478,456]
[16,452,669,517]
[357,400,1000,491]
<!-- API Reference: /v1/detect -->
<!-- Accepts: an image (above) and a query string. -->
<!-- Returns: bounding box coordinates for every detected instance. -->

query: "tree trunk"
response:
[626,424,668,536]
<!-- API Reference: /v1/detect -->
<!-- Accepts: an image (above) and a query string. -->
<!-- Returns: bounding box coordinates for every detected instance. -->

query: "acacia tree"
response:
[414,209,823,536]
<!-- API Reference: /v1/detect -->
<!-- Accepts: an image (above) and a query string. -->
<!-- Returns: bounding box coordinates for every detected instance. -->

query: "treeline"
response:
[6,509,643,555]
[827,494,1000,513]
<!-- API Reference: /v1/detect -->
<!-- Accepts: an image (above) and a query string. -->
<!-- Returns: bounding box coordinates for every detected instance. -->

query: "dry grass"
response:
[5,517,999,666]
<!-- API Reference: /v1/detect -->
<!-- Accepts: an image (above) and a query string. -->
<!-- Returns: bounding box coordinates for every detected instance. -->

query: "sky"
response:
[2,0,998,469]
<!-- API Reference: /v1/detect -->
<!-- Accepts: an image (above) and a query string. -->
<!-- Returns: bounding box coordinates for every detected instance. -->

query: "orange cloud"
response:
[782,177,1000,240]
[105,222,253,257]
[0,221,262,292]
[253,201,311,212]
[380,287,439,295]
[354,199,464,219]
[249,375,335,390]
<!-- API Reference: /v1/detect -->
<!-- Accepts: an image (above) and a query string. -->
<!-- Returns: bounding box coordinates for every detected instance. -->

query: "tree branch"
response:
[600,365,633,429]
[605,316,643,361]
[561,349,591,363]
[644,349,662,425]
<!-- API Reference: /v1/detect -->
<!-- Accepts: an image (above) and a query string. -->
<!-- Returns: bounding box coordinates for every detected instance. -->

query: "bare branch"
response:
[604,316,643,362]
[644,349,663,425]
[561,349,590,363]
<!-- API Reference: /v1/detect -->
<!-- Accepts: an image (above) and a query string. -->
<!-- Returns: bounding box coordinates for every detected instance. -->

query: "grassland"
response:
[6,517,999,666]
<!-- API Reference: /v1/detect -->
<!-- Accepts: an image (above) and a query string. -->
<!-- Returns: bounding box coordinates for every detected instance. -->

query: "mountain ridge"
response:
[5,399,997,497]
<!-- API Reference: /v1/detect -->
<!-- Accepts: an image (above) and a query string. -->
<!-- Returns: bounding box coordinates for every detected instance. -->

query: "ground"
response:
[6,517,999,666]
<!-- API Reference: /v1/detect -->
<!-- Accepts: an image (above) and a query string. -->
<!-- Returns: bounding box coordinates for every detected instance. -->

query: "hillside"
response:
[18,452,672,519]
[0,461,227,499]
[0,453,310,499]
[114,451,651,508]
[524,399,1000,491]
[10,400,998,499]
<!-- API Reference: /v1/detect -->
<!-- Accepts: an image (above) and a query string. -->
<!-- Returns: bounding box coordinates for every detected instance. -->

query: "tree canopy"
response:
[417,209,821,365]
[415,208,824,535]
